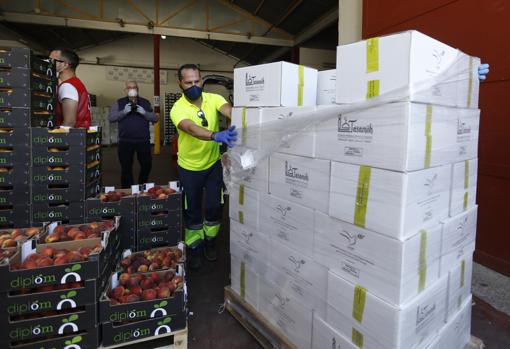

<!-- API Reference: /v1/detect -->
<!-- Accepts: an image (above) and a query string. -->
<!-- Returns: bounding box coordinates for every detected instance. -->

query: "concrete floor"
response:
[101,144,510,349]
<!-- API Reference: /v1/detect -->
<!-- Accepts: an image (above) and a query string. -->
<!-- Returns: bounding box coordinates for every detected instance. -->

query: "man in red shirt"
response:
[49,48,91,128]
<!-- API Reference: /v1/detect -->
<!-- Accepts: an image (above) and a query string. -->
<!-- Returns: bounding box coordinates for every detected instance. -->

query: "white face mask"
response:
[127,89,138,97]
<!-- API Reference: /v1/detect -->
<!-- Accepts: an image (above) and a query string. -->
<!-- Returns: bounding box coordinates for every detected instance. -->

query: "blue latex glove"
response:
[213,125,238,148]
[122,104,131,115]
[478,63,490,81]
[136,105,146,115]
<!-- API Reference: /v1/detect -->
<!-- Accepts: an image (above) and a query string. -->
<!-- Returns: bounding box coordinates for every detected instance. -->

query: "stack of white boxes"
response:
[229,31,480,349]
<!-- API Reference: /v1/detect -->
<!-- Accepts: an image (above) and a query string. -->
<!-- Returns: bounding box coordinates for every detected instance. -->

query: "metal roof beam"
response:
[0,12,294,47]
[0,23,49,54]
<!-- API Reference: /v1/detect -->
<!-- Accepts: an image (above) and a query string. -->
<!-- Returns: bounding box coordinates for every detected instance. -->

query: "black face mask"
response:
[184,85,202,100]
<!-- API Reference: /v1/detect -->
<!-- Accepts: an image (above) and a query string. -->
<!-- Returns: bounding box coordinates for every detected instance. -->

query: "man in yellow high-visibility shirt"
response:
[170,64,237,269]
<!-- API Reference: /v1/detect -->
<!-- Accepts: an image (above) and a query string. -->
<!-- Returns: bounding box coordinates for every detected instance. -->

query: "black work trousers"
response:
[118,140,152,188]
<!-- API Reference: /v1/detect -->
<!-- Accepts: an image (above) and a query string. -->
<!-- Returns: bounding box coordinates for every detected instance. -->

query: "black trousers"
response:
[177,160,223,230]
[118,140,152,188]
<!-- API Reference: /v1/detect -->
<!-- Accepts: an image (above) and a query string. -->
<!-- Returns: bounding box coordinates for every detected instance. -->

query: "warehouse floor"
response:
[101,145,510,349]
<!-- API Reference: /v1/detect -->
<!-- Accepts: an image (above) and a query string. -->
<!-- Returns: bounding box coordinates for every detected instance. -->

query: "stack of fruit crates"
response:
[30,127,102,225]
[0,48,56,227]
[85,187,137,251]
[136,184,182,251]
[0,219,120,348]
[99,245,187,347]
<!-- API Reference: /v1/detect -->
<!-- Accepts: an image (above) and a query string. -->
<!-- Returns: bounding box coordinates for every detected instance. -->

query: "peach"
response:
[36,257,54,267]
[53,225,65,235]
[54,249,68,259]
[119,295,130,304]
[119,273,131,286]
[41,247,55,258]
[26,253,42,262]
[172,276,183,287]
[73,232,86,240]
[88,222,99,230]
[53,256,68,265]
[163,271,175,282]
[120,257,132,268]
[66,251,82,263]
[148,262,159,271]
[45,233,59,243]
[66,228,81,239]
[11,229,23,239]
[150,272,161,283]
[25,227,40,237]
[86,233,98,239]
[10,262,22,270]
[126,294,140,303]
[157,286,171,299]
[137,265,148,273]
[126,266,136,274]
[13,234,25,242]
[157,193,167,200]
[127,278,139,288]
[2,239,16,248]
[110,299,118,305]
[140,278,154,290]
[141,288,157,301]
[112,286,125,299]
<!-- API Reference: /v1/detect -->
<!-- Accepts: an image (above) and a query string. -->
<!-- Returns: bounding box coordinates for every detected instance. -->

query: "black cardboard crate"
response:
[99,267,185,323]
[0,108,55,128]
[0,233,116,292]
[0,187,30,206]
[31,150,86,167]
[31,202,84,224]
[137,191,182,214]
[136,227,181,251]
[31,164,93,186]
[0,128,30,147]
[31,181,101,205]
[5,328,100,349]
[0,206,30,228]
[101,310,186,347]
[0,48,56,78]
[1,303,97,344]
[0,167,30,187]
[137,212,181,230]
[0,148,30,167]
[1,279,99,318]
[0,68,57,94]
[31,127,102,147]
[0,89,55,111]
[85,145,102,164]
[85,192,136,218]
[119,244,185,271]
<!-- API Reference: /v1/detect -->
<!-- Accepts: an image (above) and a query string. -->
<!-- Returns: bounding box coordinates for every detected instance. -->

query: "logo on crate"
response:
[34,210,64,220]
[33,173,64,183]
[287,255,305,273]
[274,293,290,309]
[58,314,80,335]
[423,174,438,195]
[89,207,117,216]
[139,218,164,227]
[456,216,469,238]
[57,290,79,310]
[426,49,446,76]
[9,323,54,340]
[245,73,264,90]
[33,193,64,202]
[34,156,64,165]
[0,138,6,145]
[113,327,151,343]
[10,273,57,289]
[275,204,291,218]
[33,136,64,145]
[457,118,472,136]
[109,308,148,322]
[7,299,53,315]
[339,230,365,249]
[61,264,82,284]
[150,300,169,318]
[338,117,373,135]
[139,236,165,244]
[416,302,437,330]
[62,335,84,349]
[154,316,172,335]
[284,161,309,185]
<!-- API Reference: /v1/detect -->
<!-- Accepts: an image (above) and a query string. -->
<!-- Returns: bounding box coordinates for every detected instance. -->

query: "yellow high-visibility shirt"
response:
[170,92,228,171]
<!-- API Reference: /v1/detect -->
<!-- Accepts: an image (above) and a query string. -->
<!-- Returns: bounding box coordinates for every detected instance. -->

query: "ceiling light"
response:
[161,35,167,39]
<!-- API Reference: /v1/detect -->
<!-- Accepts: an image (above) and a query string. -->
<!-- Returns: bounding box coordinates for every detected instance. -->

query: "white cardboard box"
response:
[449,159,478,217]
[234,61,318,107]
[258,278,313,349]
[270,153,331,213]
[314,211,442,305]
[317,69,336,105]
[230,155,270,194]
[446,255,473,321]
[436,295,472,349]
[231,106,317,157]
[315,102,480,171]
[336,30,480,108]
[228,183,260,230]
[266,239,328,318]
[229,219,270,276]
[231,255,259,311]
[329,162,451,240]
[440,206,477,275]
[327,271,448,349]
[260,193,315,258]
[312,315,358,349]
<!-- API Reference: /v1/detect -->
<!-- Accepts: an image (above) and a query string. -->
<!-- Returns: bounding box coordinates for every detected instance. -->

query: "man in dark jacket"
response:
[109,80,159,188]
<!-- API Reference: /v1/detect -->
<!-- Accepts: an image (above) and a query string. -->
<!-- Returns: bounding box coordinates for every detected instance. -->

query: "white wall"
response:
[76,34,239,107]
[338,0,363,44]
[299,47,336,70]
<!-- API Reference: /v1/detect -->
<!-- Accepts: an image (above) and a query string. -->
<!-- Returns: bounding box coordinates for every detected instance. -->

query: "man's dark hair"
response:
[177,64,200,81]
[53,47,80,70]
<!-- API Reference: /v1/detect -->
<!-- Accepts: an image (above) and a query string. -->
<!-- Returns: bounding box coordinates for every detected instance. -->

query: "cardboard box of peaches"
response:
[99,244,187,346]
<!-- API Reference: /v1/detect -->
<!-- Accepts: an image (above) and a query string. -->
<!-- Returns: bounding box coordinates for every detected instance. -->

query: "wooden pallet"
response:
[99,326,188,349]
[224,286,298,349]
